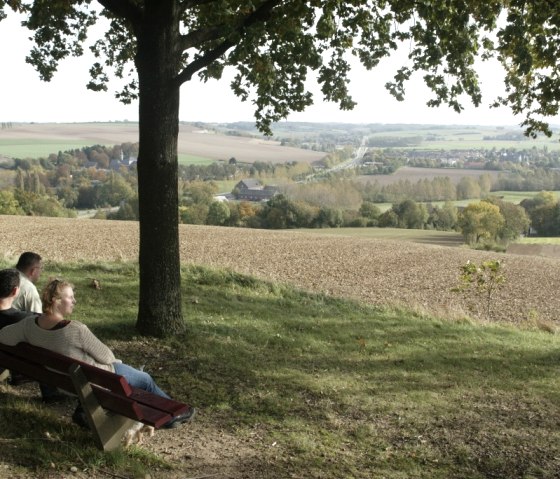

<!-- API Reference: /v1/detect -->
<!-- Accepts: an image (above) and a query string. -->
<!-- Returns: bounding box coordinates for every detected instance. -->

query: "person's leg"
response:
[113,363,170,399]
[39,382,67,403]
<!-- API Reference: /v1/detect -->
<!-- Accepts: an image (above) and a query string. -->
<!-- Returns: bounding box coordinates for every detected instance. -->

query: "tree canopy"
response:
[2,0,560,336]
[3,1,560,135]
[458,201,505,244]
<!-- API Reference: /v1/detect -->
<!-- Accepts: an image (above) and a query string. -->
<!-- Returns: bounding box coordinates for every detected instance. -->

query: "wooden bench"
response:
[0,342,193,451]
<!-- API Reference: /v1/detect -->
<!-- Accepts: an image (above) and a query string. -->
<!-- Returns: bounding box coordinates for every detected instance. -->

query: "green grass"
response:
[0,140,214,165]
[491,190,560,203]
[213,179,238,193]
[0,140,101,159]
[366,126,560,151]
[514,237,560,245]
[0,261,558,478]
[177,153,214,165]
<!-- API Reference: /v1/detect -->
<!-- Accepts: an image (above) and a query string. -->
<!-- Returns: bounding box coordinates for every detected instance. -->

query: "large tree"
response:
[1,1,560,336]
[458,201,505,244]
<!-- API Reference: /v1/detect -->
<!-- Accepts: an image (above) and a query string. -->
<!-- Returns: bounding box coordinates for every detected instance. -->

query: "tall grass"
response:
[0,260,558,478]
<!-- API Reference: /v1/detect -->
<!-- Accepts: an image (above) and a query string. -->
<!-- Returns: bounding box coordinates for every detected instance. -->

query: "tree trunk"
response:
[135,1,185,337]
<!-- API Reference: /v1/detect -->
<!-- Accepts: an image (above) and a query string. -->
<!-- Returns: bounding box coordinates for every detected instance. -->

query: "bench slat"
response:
[0,349,76,392]
[89,386,172,428]
[0,349,172,426]
[0,342,191,425]
[129,388,190,417]
[10,343,132,396]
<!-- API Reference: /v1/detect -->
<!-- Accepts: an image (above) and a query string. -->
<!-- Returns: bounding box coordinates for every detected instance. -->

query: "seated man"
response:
[13,252,43,313]
[0,268,37,329]
[0,268,63,400]
[0,268,38,382]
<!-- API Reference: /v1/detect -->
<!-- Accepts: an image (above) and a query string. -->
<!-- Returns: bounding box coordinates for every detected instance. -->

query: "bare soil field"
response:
[356,166,501,185]
[0,122,326,164]
[0,215,558,326]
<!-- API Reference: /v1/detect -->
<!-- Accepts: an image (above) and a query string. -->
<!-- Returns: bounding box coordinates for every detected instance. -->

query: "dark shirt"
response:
[0,308,38,330]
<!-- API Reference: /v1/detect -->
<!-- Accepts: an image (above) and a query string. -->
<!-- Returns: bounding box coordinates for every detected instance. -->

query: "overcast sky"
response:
[0,13,552,129]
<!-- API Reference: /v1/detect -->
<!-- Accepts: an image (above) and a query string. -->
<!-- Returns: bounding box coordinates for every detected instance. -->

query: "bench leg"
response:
[69,364,135,451]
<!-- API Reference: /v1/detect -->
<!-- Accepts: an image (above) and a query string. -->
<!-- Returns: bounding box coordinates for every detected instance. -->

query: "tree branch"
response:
[181,25,225,50]
[177,39,235,83]
[180,0,220,9]
[176,0,284,85]
[96,0,143,28]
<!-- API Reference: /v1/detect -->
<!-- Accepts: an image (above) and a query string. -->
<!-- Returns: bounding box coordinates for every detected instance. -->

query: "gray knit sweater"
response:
[0,316,121,372]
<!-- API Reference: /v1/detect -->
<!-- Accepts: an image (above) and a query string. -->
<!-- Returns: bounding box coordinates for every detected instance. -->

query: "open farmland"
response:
[366,124,560,150]
[1,215,558,327]
[355,166,501,186]
[0,122,326,164]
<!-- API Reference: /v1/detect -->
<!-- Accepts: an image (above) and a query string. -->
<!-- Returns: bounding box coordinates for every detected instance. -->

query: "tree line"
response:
[1,142,558,247]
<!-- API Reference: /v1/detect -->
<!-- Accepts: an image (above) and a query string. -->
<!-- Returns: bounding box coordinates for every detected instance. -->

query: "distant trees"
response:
[357,174,493,204]
[259,195,310,229]
[207,201,231,226]
[484,197,530,241]
[285,180,362,211]
[428,202,458,231]
[359,202,382,224]
[458,202,505,245]
[392,200,429,229]
[520,192,560,236]
[0,191,23,215]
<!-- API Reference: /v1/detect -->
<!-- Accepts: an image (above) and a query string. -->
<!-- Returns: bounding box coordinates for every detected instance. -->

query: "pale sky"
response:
[0,12,550,129]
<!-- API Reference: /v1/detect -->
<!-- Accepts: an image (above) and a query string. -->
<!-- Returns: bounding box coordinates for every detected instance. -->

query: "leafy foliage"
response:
[453,259,506,320]
[4,1,560,137]
[4,0,560,335]
[457,201,505,244]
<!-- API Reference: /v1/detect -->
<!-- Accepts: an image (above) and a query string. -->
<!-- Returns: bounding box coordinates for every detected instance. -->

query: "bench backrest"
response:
[0,342,189,428]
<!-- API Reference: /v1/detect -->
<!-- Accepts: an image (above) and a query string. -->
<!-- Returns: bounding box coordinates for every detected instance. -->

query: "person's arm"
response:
[28,292,43,314]
[0,320,28,346]
[76,322,121,365]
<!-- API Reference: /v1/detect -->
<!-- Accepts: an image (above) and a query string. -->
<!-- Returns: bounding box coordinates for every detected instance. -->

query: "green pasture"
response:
[491,190,560,203]
[367,125,560,150]
[0,139,98,159]
[0,260,558,478]
[515,237,560,245]
[0,139,214,165]
[213,179,238,193]
[178,153,214,165]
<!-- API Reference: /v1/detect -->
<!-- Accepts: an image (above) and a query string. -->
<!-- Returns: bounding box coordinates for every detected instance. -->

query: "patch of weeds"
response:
[451,259,506,320]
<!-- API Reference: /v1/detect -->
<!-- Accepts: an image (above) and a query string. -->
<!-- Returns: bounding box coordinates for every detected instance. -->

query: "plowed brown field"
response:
[1,215,558,325]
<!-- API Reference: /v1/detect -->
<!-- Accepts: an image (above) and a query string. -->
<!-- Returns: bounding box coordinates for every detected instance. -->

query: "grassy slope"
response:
[0,261,558,478]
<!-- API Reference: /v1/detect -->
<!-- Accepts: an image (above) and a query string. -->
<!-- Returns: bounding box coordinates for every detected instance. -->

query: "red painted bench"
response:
[0,342,193,451]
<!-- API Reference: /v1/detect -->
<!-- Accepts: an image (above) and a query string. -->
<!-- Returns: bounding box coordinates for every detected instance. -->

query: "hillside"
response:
[0,122,326,164]
[0,215,558,326]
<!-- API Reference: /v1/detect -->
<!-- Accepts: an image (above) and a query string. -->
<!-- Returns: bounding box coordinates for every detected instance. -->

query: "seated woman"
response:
[0,278,195,429]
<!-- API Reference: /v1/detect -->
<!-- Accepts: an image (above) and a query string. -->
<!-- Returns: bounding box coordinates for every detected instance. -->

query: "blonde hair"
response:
[41,279,74,315]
